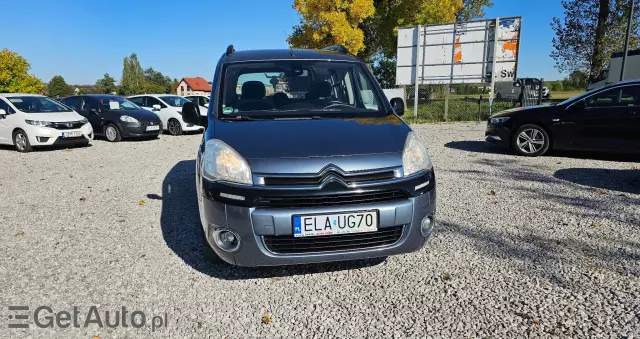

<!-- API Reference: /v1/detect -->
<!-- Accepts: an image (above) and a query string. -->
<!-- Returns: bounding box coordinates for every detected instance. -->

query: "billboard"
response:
[396,17,521,85]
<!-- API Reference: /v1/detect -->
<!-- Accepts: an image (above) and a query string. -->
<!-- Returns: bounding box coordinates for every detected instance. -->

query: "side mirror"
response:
[390,97,405,116]
[0,109,6,119]
[182,101,208,128]
[152,104,162,111]
[513,81,521,87]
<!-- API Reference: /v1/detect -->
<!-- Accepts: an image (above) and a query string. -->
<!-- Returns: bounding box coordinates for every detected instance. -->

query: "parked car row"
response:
[0,93,208,152]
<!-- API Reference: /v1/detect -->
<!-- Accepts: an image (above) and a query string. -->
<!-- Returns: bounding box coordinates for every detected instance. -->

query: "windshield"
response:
[220,60,383,119]
[160,96,190,107]
[94,96,141,111]
[8,96,72,113]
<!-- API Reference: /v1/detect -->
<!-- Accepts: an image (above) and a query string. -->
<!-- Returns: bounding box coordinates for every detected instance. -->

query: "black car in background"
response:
[486,80,640,156]
[58,95,162,142]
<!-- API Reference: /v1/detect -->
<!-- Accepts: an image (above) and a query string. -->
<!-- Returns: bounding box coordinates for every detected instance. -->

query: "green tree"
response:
[456,0,494,21]
[120,53,145,95]
[551,0,640,79]
[371,57,396,88]
[568,70,589,89]
[144,67,172,93]
[47,75,72,98]
[95,73,117,94]
[0,48,44,93]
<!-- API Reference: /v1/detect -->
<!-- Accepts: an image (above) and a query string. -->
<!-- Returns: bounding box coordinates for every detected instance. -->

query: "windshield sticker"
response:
[109,101,120,110]
[223,107,234,114]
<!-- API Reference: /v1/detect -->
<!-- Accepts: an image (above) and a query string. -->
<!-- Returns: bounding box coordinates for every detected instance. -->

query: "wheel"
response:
[511,124,550,157]
[13,130,32,153]
[104,124,121,142]
[167,119,182,136]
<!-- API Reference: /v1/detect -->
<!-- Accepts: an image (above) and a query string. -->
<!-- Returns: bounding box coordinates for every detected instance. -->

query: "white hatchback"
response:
[127,94,204,135]
[0,93,93,152]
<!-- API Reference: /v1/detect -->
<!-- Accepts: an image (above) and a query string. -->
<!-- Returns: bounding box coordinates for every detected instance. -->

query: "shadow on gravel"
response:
[437,220,640,287]
[160,160,386,280]
[444,141,509,154]
[554,168,640,195]
[0,143,92,152]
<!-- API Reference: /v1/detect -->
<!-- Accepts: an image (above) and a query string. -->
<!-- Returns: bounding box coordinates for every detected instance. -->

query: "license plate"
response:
[62,131,82,138]
[293,211,378,238]
[146,125,160,131]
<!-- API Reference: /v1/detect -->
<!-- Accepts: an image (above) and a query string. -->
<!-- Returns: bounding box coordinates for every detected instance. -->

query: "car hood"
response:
[111,109,161,121]
[214,115,411,159]
[490,104,555,118]
[20,111,85,122]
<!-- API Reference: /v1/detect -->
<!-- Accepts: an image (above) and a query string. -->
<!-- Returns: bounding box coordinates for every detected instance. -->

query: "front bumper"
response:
[24,123,93,146]
[485,122,511,147]
[121,121,163,137]
[199,171,436,266]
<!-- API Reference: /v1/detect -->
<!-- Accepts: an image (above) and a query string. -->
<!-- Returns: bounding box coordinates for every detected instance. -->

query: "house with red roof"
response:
[176,77,212,96]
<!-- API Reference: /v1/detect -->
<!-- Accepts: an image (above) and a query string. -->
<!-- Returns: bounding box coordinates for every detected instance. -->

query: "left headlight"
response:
[25,120,53,127]
[202,139,252,185]
[81,118,89,124]
[402,131,433,177]
[490,117,510,124]
[120,115,139,123]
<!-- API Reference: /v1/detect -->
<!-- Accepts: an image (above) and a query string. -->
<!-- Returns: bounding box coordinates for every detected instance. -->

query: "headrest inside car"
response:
[242,81,266,99]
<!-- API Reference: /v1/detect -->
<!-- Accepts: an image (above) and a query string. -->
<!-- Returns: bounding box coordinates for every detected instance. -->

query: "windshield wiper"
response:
[273,116,322,120]
[222,116,272,121]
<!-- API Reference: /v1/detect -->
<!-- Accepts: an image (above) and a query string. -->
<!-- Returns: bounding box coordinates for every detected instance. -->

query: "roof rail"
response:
[322,45,349,54]
[226,45,235,56]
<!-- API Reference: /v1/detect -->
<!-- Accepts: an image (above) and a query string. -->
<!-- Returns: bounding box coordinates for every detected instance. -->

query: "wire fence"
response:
[393,81,550,122]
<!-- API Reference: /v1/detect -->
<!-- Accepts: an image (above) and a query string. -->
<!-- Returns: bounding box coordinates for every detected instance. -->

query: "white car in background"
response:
[184,95,210,115]
[127,94,204,135]
[0,93,93,152]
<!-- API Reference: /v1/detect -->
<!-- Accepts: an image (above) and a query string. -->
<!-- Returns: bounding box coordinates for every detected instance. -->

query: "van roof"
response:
[223,49,360,63]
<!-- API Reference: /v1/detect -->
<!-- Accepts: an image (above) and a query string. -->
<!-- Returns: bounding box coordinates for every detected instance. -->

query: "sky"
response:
[0,0,567,85]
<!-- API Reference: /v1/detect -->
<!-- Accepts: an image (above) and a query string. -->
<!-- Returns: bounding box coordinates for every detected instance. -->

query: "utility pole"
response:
[621,0,636,81]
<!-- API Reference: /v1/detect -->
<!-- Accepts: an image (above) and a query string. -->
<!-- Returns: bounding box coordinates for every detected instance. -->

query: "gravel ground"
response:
[1,123,639,338]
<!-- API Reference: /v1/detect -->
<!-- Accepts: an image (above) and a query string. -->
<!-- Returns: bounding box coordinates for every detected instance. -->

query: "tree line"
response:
[0,48,179,97]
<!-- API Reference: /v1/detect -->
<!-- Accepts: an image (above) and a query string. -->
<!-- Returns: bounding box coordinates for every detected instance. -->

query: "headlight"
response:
[203,139,252,185]
[25,120,53,127]
[120,115,139,123]
[402,131,432,177]
[490,117,510,124]
[81,118,89,124]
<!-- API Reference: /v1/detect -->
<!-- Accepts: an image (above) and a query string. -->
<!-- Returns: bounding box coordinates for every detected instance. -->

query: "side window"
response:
[129,96,145,107]
[0,99,9,114]
[619,86,640,106]
[200,97,209,106]
[81,97,99,112]
[146,96,162,108]
[64,97,81,111]
[585,88,621,108]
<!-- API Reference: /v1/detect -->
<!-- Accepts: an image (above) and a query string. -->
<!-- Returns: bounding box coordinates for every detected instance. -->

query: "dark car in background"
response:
[59,95,162,142]
[486,80,640,156]
[180,46,436,267]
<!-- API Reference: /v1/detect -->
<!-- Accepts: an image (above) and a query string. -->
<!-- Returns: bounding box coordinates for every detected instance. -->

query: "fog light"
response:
[213,228,241,252]
[420,216,434,237]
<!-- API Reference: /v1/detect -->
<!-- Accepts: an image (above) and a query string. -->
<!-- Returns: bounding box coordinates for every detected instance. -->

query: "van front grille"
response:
[263,226,404,254]
[256,190,407,208]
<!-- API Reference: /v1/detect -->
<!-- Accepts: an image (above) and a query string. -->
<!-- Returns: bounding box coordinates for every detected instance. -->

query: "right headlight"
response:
[25,120,53,127]
[490,117,510,124]
[202,139,252,185]
[402,131,432,177]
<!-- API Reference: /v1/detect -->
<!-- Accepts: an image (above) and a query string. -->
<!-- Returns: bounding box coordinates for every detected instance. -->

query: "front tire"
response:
[105,124,121,142]
[13,130,32,153]
[511,124,550,157]
[167,119,182,136]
